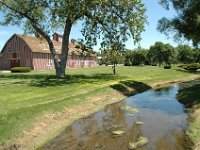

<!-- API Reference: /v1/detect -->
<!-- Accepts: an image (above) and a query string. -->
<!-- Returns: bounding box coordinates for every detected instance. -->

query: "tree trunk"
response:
[53,18,72,78]
[48,46,64,78]
[112,63,116,75]
[55,65,65,78]
[159,61,161,67]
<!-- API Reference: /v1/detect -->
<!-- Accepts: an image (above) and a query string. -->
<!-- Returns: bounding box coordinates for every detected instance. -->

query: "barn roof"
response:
[16,34,82,55]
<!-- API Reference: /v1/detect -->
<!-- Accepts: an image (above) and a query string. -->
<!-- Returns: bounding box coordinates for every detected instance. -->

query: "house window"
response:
[26,59,30,66]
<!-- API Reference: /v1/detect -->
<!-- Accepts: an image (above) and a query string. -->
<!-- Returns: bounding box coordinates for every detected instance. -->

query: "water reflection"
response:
[40,85,188,150]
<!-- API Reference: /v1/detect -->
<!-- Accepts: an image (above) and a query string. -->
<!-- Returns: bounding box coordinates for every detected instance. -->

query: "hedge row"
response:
[178,63,200,72]
[11,67,31,73]
[164,65,171,69]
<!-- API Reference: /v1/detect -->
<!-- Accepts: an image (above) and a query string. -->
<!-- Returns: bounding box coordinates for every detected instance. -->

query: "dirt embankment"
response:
[176,80,200,150]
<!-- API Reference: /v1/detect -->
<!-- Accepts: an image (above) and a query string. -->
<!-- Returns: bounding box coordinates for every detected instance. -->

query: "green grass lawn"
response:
[0,66,199,146]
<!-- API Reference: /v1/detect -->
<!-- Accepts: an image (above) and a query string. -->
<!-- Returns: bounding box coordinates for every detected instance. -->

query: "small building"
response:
[0,33,96,70]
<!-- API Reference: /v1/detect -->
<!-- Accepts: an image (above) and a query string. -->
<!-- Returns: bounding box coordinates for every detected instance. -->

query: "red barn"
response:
[0,33,96,70]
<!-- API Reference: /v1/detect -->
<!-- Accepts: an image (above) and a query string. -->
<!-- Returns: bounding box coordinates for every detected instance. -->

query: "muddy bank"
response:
[39,83,191,150]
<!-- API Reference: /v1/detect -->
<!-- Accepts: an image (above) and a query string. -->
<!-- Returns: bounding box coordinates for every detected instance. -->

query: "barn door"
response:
[81,62,84,67]
[71,62,76,68]
[89,62,93,67]
[10,59,20,68]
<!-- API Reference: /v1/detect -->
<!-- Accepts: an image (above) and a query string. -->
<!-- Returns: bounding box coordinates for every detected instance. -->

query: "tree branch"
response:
[84,12,112,35]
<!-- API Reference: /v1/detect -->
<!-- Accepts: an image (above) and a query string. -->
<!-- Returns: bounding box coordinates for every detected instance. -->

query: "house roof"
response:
[16,34,81,55]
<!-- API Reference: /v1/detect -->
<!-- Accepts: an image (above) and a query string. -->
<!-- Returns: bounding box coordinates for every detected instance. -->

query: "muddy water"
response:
[40,85,188,150]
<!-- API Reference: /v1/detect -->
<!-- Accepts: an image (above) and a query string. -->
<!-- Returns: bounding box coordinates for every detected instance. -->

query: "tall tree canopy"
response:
[158,0,200,47]
[130,47,147,66]
[149,42,174,66]
[0,0,147,78]
[149,42,165,66]
[176,44,193,64]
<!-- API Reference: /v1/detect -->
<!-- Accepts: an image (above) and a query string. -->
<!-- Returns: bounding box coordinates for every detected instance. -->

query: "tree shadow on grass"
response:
[110,80,152,96]
[0,73,124,87]
[0,73,55,80]
[0,73,152,95]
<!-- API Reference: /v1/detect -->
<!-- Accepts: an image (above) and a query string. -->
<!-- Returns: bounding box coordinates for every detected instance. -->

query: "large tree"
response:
[176,44,193,64]
[158,0,200,47]
[131,47,147,66]
[193,48,200,63]
[149,42,165,67]
[162,43,174,65]
[148,42,174,66]
[0,0,147,78]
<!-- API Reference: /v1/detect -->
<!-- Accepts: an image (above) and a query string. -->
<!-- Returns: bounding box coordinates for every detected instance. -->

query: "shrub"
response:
[124,61,132,66]
[151,63,157,66]
[11,67,31,73]
[164,65,171,69]
[182,64,200,72]
[178,64,187,68]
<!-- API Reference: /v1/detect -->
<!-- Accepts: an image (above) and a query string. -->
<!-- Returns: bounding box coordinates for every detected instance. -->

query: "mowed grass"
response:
[0,66,199,144]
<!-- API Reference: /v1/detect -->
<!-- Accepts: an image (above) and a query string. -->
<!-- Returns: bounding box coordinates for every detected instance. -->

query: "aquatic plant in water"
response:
[128,137,149,149]
[112,130,126,135]
[128,142,137,149]
[137,137,149,147]
[121,105,139,113]
[136,121,143,125]
[126,114,135,117]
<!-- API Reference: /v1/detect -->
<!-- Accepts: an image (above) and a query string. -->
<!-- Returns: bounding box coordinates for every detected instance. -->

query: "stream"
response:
[40,83,190,150]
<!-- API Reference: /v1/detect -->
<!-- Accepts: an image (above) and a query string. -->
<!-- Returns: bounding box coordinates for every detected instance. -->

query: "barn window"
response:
[26,59,30,66]
[12,53,17,58]
[9,53,12,58]
[47,59,50,66]
[7,47,12,52]
[17,53,20,58]
[5,59,9,65]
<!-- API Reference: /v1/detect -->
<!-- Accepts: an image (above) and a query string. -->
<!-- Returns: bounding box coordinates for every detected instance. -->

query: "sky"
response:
[0,0,179,52]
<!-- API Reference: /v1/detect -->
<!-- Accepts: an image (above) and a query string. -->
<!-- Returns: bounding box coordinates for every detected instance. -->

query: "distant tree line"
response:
[97,41,200,67]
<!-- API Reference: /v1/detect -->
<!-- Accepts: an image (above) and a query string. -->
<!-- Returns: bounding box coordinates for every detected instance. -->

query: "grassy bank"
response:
[177,80,200,150]
[0,66,199,149]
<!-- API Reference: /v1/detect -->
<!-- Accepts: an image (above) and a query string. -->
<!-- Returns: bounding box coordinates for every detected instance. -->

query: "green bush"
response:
[178,64,187,68]
[182,64,200,72]
[164,65,171,69]
[124,61,132,66]
[151,63,157,66]
[11,67,31,73]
